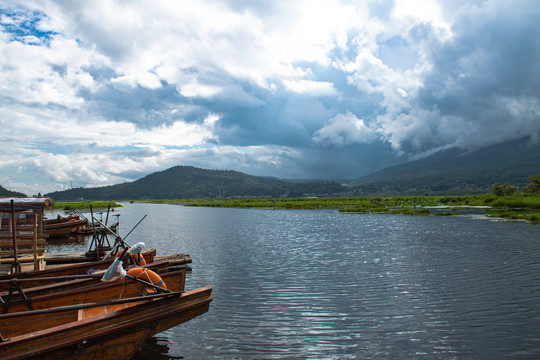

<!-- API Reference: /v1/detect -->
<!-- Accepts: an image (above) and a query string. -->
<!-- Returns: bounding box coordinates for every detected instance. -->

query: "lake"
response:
[46,203,540,359]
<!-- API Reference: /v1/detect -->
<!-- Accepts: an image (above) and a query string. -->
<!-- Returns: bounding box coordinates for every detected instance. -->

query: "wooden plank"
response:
[0,234,47,240]
[0,240,46,247]
[0,255,45,264]
[0,258,114,281]
[2,269,186,313]
[33,216,38,271]
[0,249,45,256]
[0,292,180,338]
[0,260,171,294]
[154,253,192,264]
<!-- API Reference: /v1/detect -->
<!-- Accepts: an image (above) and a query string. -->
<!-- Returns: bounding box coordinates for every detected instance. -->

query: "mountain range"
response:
[0,185,26,198]
[44,167,344,201]
[2,137,538,200]
[351,137,540,194]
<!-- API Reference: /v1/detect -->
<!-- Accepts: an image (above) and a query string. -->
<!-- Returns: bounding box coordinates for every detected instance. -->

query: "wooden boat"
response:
[0,249,158,291]
[45,215,89,237]
[0,260,180,298]
[79,222,118,235]
[1,268,187,313]
[0,286,213,360]
[45,247,160,264]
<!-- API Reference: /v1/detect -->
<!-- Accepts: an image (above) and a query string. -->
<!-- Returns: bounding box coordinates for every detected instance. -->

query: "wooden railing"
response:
[0,213,47,271]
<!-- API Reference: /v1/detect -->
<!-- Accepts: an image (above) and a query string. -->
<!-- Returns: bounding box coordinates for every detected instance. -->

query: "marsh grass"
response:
[175,193,540,223]
[54,200,122,210]
[434,212,460,216]
[390,207,431,216]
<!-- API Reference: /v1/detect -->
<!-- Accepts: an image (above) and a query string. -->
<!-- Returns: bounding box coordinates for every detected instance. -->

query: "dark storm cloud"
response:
[416,0,540,148]
[2,0,540,195]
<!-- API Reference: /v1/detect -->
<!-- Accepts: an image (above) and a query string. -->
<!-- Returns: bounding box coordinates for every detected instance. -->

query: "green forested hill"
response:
[0,185,26,197]
[44,138,540,200]
[45,166,344,201]
[351,137,540,194]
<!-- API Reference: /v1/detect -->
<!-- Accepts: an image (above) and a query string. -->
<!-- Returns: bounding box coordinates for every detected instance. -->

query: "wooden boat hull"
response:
[1,258,114,280]
[45,218,89,237]
[0,249,157,289]
[0,286,212,360]
[79,223,118,235]
[2,269,186,313]
[0,260,175,298]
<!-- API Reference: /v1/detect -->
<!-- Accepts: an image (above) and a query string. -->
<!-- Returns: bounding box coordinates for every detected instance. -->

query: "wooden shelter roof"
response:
[0,198,53,212]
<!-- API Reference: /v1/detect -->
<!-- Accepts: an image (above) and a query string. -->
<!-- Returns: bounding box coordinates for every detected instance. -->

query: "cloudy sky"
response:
[1,0,539,195]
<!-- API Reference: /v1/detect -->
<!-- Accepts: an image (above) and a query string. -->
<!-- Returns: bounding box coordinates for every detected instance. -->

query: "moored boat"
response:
[0,260,178,296]
[1,198,213,358]
[79,222,118,235]
[44,216,89,237]
[1,268,187,313]
[0,286,213,360]
[0,248,159,291]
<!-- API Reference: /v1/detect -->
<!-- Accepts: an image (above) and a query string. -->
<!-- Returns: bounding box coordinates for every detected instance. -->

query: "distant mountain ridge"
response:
[35,137,540,200]
[0,185,26,198]
[351,137,540,194]
[45,166,344,201]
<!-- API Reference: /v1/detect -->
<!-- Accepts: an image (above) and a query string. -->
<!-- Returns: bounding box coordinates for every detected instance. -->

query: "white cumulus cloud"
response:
[313,112,376,146]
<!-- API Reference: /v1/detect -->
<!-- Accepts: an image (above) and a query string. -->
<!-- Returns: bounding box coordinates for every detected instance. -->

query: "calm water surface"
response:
[47,203,540,359]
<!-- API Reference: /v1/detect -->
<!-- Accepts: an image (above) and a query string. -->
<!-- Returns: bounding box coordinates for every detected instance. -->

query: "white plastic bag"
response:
[127,241,145,255]
[101,258,127,282]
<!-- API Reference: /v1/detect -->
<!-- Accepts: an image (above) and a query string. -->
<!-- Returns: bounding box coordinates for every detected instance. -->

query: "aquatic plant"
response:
[390,208,431,216]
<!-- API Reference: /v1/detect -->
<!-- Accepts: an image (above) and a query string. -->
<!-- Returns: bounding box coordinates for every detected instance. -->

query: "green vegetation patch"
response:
[490,195,540,209]
[390,207,431,216]
[55,201,122,210]
[146,192,540,224]
[434,212,459,216]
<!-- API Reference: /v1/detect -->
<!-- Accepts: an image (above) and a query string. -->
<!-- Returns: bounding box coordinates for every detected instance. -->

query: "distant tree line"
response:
[492,174,540,196]
[0,185,26,197]
[45,166,347,201]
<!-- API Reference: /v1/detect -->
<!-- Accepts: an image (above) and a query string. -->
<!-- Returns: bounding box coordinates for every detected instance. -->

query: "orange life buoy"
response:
[126,268,167,289]
[115,248,147,265]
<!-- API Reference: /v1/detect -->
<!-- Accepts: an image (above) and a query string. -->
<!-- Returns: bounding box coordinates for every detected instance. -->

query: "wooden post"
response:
[10,200,21,275]
[38,212,43,239]
[33,214,38,271]
[39,212,45,270]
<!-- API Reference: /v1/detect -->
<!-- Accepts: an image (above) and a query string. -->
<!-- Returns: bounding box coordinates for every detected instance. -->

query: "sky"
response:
[1,0,539,195]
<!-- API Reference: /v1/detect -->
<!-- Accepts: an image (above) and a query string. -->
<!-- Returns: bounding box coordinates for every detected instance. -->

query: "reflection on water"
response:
[48,203,540,359]
[132,336,183,360]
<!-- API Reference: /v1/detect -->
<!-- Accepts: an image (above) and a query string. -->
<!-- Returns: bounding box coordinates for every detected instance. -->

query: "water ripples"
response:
[99,205,540,359]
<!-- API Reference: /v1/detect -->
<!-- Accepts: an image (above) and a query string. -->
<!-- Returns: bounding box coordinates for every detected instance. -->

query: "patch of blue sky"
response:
[377,35,419,70]
[0,7,58,46]
[103,144,202,153]
[34,143,169,157]
[30,143,80,155]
